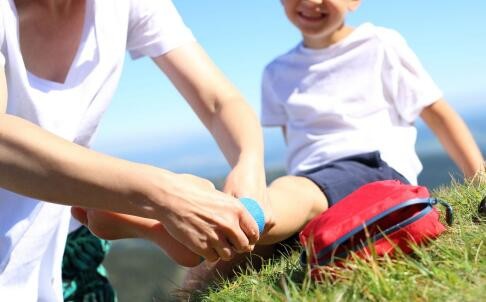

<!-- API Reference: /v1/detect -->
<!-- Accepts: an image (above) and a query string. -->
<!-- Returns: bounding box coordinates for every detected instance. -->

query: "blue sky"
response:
[92,1,486,175]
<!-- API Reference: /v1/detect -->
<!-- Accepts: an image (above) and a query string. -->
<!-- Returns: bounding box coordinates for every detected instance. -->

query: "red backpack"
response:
[299,180,453,273]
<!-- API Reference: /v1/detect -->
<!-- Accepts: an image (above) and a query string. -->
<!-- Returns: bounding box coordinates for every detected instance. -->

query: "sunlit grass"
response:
[197,181,486,302]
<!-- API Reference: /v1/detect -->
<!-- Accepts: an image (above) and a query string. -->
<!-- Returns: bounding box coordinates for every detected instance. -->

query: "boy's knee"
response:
[269,176,327,210]
[268,175,296,191]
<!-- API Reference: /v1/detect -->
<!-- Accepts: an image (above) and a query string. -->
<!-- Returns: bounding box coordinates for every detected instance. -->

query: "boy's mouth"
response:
[298,11,329,22]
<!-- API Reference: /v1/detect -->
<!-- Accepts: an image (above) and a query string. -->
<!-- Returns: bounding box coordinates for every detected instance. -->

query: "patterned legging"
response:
[62,226,116,302]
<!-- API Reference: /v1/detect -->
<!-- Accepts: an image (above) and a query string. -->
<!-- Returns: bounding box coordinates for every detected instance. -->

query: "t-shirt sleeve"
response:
[380,29,442,123]
[127,0,195,59]
[260,66,287,127]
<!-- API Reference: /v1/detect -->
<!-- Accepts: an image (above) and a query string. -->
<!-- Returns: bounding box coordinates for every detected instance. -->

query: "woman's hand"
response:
[139,168,260,262]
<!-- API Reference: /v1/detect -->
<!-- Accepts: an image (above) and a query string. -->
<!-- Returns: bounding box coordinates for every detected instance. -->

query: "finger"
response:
[210,235,236,261]
[186,238,219,263]
[148,223,205,267]
[221,217,252,253]
[71,207,88,225]
[226,230,251,253]
[163,225,221,263]
[238,206,260,245]
[199,247,220,263]
[208,196,253,252]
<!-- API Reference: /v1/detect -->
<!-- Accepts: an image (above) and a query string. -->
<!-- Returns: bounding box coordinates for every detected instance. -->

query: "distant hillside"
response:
[94,107,485,182]
[215,150,484,191]
[104,240,187,302]
[418,153,461,188]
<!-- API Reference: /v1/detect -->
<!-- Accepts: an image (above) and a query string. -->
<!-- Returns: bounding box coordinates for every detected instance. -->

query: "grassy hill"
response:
[105,152,486,302]
[103,169,485,301]
[193,181,486,302]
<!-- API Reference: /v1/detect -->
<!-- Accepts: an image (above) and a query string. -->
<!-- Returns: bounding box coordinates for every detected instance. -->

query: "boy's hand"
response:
[476,164,486,185]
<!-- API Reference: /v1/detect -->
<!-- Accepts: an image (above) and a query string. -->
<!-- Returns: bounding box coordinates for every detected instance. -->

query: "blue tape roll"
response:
[239,197,265,235]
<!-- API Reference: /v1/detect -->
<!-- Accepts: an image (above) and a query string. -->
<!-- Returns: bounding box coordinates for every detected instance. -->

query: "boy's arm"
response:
[420,99,485,180]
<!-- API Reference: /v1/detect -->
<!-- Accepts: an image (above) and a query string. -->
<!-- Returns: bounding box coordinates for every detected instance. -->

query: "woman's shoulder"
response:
[126,0,177,14]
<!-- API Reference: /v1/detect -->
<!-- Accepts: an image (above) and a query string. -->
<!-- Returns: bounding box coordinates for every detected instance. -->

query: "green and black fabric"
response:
[62,226,116,302]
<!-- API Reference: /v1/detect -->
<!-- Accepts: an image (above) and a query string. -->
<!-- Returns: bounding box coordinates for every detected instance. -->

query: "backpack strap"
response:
[431,198,454,226]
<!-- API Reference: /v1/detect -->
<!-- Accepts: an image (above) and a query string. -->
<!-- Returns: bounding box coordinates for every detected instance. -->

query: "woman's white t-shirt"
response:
[0,0,195,300]
[261,23,442,184]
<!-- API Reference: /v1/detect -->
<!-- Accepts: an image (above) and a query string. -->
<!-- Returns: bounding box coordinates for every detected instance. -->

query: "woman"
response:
[0,0,269,300]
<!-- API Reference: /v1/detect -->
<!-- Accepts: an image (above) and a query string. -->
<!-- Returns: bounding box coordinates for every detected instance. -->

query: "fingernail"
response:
[253,231,259,240]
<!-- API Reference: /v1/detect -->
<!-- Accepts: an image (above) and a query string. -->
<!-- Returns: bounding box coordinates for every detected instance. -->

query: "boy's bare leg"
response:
[258,175,328,244]
[183,175,328,291]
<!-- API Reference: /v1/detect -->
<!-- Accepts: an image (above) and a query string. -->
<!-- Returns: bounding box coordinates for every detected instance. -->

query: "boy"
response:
[80,0,485,290]
[182,0,485,288]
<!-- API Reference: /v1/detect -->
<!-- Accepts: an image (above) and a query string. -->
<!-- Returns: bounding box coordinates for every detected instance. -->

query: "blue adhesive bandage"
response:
[239,197,265,235]
[199,197,265,263]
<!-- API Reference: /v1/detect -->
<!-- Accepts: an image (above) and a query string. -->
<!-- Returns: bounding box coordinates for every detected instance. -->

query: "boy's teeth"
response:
[301,12,322,19]
[299,11,327,19]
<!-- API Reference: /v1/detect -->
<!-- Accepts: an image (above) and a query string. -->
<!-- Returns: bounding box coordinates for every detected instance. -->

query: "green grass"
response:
[197,181,486,302]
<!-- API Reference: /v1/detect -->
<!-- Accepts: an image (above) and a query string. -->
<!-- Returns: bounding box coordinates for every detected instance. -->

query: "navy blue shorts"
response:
[297,151,409,207]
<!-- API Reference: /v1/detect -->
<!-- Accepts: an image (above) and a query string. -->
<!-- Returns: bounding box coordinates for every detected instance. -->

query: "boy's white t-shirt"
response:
[261,23,442,185]
[0,0,195,300]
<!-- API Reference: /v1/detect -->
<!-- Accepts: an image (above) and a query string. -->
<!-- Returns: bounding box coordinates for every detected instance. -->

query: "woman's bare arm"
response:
[0,66,256,261]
